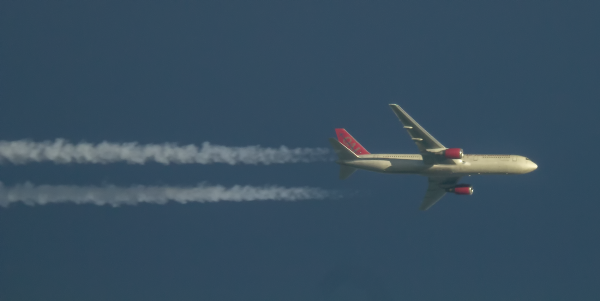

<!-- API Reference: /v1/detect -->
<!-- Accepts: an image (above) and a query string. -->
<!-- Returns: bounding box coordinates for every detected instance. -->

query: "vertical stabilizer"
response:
[328,138,359,160]
[335,129,370,155]
[329,138,359,180]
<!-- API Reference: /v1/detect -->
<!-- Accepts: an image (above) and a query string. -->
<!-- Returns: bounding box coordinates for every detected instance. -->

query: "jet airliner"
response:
[329,104,537,210]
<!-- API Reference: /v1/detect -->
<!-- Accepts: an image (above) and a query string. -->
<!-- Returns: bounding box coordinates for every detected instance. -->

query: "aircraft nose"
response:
[529,161,538,172]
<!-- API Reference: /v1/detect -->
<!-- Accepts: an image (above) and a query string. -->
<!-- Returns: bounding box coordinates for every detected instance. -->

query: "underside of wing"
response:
[389,104,449,164]
[419,177,460,210]
[420,187,446,211]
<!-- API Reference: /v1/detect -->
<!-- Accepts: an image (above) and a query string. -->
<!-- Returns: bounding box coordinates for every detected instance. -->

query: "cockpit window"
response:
[526,158,530,160]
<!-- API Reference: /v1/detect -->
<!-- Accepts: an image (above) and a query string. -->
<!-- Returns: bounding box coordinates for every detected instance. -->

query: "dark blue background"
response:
[1,2,599,300]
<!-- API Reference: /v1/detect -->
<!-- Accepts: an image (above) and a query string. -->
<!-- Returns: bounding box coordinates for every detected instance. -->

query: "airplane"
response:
[329,104,538,210]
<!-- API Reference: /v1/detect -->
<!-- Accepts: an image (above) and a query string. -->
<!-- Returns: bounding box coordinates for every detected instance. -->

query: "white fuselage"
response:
[340,154,538,176]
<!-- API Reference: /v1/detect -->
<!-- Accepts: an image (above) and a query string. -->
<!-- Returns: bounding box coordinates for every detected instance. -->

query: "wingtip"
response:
[388,104,403,111]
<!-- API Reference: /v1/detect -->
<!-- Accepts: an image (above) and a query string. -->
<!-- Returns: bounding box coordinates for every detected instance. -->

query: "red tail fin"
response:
[335,129,370,155]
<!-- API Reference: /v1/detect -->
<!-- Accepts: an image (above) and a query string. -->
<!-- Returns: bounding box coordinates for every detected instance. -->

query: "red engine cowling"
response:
[445,148,463,159]
[454,186,474,195]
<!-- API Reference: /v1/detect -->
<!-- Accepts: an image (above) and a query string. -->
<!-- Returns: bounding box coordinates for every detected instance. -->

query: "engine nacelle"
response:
[444,148,463,159]
[448,185,473,195]
[454,186,473,195]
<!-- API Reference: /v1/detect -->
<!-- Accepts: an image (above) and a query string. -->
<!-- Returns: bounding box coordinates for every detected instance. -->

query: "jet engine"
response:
[444,148,463,159]
[446,185,474,195]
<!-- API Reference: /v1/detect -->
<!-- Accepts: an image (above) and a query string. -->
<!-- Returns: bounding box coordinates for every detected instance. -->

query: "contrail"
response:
[0,182,337,207]
[0,139,332,165]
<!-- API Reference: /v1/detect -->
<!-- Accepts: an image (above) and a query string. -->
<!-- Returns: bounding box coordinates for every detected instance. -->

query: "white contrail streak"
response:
[0,182,336,207]
[0,139,332,165]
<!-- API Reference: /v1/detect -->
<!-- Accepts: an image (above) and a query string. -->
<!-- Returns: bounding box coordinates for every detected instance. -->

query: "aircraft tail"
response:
[335,129,370,155]
[339,165,357,180]
[328,138,358,160]
[328,134,361,180]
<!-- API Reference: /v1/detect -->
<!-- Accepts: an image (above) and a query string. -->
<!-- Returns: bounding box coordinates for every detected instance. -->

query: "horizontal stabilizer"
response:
[328,138,359,160]
[339,165,357,180]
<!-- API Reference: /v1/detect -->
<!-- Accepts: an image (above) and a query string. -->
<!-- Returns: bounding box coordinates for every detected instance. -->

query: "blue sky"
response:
[1,1,599,300]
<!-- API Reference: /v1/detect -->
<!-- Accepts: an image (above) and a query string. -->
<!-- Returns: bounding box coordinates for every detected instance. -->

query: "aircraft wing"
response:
[389,104,446,154]
[419,176,460,210]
